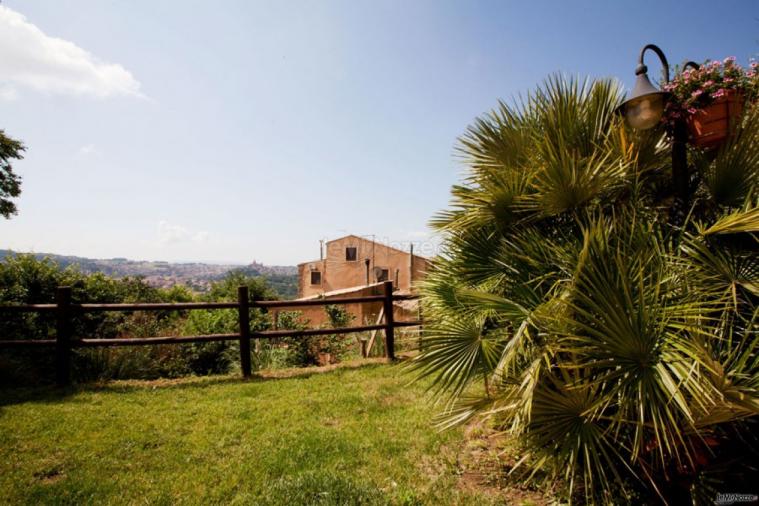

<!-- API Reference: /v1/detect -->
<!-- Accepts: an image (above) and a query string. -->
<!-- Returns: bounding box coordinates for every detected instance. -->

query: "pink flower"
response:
[687,107,697,114]
[711,89,726,99]
[703,80,715,87]
[724,56,736,64]
[752,62,759,69]
[692,89,703,98]
[724,77,734,83]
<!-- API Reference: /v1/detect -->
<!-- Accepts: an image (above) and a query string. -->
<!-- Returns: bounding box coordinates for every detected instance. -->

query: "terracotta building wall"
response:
[273,283,419,329]
[297,235,429,299]
[274,284,385,328]
[297,259,327,299]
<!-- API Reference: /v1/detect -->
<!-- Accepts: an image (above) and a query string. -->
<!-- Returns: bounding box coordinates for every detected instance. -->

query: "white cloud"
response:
[158,221,208,245]
[0,6,142,100]
[78,144,99,156]
[192,231,209,243]
[0,83,19,101]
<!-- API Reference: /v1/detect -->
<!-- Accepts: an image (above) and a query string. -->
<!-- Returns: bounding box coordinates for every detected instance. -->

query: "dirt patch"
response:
[452,421,554,505]
[33,466,65,484]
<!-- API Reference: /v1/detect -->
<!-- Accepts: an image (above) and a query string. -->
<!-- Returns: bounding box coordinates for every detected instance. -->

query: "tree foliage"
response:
[0,255,279,382]
[0,130,25,218]
[411,75,759,504]
[205,268,278,303]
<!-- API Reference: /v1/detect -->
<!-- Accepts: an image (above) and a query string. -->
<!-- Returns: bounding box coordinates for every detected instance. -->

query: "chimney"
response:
[365,258,370,285]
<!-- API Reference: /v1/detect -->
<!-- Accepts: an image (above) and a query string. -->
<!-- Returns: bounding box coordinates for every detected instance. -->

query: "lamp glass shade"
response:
[624,92,665,130]
[620,71,669,130]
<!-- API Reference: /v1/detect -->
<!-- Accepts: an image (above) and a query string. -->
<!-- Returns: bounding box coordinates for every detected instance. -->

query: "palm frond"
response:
[695,106,759,207]
[406,314,504,401]
[418,70,759,504]
[700,199,759,236]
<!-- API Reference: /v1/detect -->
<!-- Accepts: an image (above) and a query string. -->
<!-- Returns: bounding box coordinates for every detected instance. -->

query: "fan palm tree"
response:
[411,75,759,504]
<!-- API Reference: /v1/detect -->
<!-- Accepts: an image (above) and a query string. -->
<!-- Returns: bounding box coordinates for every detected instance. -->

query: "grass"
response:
[0,362,524,505]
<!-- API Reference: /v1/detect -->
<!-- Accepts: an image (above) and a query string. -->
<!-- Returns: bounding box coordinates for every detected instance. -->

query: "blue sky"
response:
[1,0,757,265]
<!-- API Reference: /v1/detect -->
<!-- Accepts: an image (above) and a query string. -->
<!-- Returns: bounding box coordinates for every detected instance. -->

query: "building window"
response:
[376,268,389,282]
[345,247,357,261]
[310,271,322,285]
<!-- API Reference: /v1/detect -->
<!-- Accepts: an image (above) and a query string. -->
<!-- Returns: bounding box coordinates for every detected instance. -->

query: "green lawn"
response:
[0,362,511,505]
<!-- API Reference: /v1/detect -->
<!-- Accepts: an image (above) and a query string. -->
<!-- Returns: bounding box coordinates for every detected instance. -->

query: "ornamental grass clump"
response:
[410,75,759,504]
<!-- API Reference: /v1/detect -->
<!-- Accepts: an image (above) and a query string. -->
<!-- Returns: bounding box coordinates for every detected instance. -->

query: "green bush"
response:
[411,76,759,503]
[320,304,356,361]
[262,306,358,368]
[261,310,314,367]
[0,255,277,383]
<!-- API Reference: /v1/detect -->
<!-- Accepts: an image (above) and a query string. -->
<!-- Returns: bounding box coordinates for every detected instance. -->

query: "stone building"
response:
[297,235,429,299]
[275,235,429,328]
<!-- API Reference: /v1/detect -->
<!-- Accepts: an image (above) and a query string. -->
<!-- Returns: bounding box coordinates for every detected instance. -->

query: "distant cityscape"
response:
[0,250,298,299]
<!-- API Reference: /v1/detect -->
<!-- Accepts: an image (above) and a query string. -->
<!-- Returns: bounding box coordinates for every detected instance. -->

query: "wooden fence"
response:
[0,280,420,386]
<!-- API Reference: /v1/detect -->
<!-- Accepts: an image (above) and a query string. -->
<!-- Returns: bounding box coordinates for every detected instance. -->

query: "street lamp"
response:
[620,44,671,130]
[619,44,699,204]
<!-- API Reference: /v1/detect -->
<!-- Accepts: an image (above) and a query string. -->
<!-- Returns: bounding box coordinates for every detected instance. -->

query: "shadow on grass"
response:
[0,358,399,408]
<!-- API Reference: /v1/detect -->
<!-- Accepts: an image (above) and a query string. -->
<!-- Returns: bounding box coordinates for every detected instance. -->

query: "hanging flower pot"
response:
[663,57,757,150]
[687,89,743,149]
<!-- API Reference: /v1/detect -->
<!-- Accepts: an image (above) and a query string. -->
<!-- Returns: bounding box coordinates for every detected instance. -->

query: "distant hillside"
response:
[0,250,298,299]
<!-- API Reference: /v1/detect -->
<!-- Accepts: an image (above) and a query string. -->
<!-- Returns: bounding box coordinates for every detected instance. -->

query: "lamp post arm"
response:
[637,44,670,83]
[683,61,700,72]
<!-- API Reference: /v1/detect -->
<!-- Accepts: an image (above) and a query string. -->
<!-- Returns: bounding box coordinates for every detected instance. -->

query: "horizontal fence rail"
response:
[0,280,421,385]
[0,295,422,313]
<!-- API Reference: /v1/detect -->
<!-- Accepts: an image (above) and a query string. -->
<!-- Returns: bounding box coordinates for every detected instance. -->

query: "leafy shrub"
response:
[183,270,276,375]
[254,345,296,370]
[0,255,277,383]
[320,305,356,361]
[261,311,314,367]
[411,76,759,503]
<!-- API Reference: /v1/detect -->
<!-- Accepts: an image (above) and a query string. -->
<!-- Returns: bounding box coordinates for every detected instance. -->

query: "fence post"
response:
[237,286,252,378]
[253,292,263,354]
[417,302,424,352]
[382,280,395,360]
[55,286,72,387]
[360,338,368,358]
